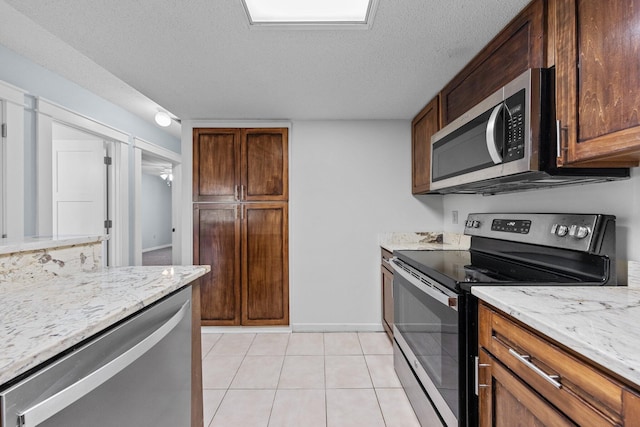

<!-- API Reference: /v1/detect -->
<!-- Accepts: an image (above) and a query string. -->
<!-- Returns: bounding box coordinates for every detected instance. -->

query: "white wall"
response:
[290,120,443,331]
[141,173,172,250]
[442,169,640,261]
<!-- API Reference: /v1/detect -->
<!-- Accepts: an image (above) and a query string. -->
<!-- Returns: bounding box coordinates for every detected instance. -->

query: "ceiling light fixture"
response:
[154,111,172,127]
[242,0,378,29]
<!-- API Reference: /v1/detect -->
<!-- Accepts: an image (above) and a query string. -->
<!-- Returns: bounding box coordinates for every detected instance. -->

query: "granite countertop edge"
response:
[0,235,106,255]
[0,265,210,387]
[472,285,640,387]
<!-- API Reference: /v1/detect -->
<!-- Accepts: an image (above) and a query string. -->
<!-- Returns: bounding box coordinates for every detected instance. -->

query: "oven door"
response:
[391,258,460,427]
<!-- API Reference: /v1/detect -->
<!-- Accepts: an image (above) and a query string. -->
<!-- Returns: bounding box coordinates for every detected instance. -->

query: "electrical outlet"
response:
[452,210,458,224]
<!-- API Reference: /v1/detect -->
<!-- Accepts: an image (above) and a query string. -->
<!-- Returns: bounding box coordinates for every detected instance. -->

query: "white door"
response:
[52,139,106,236]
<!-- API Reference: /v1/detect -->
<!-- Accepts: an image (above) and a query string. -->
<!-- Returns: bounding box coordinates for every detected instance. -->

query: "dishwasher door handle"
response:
[17,300,190,427]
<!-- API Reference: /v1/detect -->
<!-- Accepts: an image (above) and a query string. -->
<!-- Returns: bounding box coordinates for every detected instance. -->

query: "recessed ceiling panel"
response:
[243,0,373,24]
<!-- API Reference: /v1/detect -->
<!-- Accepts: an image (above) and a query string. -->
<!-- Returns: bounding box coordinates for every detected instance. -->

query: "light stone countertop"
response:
[0,265,209,387]
[0,235,105,256]
[472,285,640,387]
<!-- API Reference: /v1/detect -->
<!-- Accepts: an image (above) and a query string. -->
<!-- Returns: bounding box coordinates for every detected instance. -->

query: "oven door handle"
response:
[390,257,458,311]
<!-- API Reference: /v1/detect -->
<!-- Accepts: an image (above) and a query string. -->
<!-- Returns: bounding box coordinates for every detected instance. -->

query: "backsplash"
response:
[0,237,103,283]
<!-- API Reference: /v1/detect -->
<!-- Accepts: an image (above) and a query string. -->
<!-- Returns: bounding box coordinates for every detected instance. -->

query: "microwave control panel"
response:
[503,89,526,162]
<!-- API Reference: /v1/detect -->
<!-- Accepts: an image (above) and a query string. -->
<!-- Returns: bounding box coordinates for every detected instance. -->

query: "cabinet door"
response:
[479,349,576,427]
[241,128,288,201]
[556,0,640,165]
[241,203,289,325]
[441,0,546,126]
[412,96,440,194]
[193,128,241,202]
[381,265,394,338]
[194,204,241,325]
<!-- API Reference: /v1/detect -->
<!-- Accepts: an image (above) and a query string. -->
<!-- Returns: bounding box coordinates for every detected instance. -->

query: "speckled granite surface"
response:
[0,236,105,282]
[0,235,104,256]
[472,284,640,387]
[379,232,470,251]
[0,265,209,386]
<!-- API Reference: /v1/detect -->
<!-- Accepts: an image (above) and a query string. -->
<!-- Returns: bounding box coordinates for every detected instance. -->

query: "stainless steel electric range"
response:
[390,213,620,427]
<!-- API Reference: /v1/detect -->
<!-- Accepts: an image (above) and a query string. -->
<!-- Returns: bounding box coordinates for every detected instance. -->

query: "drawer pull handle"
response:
[509,349,562,389]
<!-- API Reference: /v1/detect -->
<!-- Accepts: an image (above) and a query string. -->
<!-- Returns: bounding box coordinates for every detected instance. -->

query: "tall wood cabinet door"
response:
[241,128,288,202]
[193,204,241,326]
[193,128,241,202]
[556,0,640,166]
[241,203,289,326]
[412,96,440,194]
[479,349,576,427]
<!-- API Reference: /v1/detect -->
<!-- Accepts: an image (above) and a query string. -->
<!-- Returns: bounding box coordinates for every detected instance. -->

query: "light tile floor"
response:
[201,332,420,427]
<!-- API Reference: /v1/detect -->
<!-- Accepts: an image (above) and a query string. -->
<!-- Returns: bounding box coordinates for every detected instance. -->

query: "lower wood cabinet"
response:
[478,302,640,426]
[380,248,393,339]
[194,203,289,326]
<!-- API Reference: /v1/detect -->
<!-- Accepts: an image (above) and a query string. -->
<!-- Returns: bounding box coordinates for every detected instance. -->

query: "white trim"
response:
[0,80,27,106]
[133,137,180,163]
[291,323,384,332]
[132,136,182,266]
[111,142,129,266]
[37,98,129,144]
[4,99,25,238]
[36,113,53,235]
[133,148,143,265]
[142,243,172,253]
[201,326,292,334]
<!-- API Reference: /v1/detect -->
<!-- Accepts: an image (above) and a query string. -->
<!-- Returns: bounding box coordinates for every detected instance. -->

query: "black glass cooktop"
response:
[394,248,608,292]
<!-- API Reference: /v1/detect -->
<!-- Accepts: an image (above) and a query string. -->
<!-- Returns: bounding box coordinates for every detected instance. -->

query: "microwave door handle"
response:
[486,103,504,164]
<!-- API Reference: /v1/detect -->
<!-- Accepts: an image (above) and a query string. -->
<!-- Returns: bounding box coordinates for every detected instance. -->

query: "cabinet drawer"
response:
[479,303,632,426]
[381,248,393,272]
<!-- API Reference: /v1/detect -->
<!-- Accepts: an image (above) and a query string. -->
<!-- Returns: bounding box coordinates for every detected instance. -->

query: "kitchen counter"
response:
[379,232,470,251]
[0,265,209,387]
[472,285,640,387]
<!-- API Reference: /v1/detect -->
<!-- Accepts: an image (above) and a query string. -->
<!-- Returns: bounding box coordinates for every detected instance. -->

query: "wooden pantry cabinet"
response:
[193,128,289,326]
[555,0,640,166]
[478,302,640,426]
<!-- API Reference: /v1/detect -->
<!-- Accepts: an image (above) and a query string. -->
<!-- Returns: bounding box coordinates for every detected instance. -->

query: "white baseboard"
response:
[200,323,385,333]
[142,244,172,253]
[291,323,384,333]
[201,326,292,334]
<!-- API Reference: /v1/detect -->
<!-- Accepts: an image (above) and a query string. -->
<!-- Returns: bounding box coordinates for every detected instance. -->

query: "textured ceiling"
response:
[0,0,530,126]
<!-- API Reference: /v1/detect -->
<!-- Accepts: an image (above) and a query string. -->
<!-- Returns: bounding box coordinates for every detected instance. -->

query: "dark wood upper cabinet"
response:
[242,128,288,201]
[556,0,640,166]
[412,96,440,194]
[193,128,288,202]
[440,0,547,126]
[193,128,240,202]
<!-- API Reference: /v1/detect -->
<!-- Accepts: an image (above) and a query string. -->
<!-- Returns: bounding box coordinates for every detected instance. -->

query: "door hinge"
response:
[1,234,6,238]
[104,219,113,229]
[104,156,112,165]
[1,123,6,138]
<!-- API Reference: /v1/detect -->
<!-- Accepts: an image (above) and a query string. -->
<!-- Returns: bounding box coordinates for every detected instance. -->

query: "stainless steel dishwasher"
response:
[0,286,192,427]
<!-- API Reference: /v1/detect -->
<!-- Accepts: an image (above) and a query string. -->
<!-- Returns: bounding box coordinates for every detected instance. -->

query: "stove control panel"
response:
[463,213,615,253]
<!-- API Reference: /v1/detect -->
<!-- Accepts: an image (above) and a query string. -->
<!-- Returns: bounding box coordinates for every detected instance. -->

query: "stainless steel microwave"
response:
[429,68,628,195]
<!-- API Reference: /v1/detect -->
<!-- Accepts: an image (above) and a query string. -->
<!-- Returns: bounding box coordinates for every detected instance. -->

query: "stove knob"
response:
[472,220,480,228]
[576,226,590,239]
[568,225,578,237]
[556,225,568,237]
